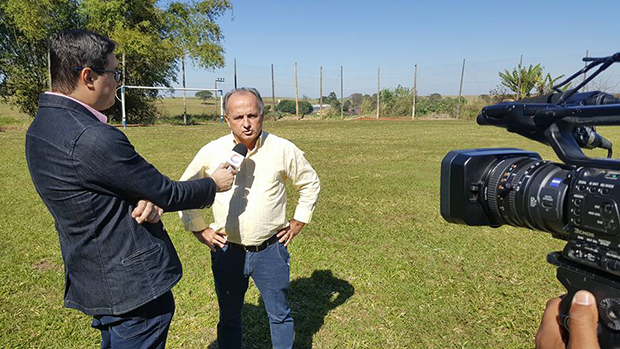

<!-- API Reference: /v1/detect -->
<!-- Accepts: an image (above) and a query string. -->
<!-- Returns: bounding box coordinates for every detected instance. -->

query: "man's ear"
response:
[79,68,96,89]
[223,115,231,127]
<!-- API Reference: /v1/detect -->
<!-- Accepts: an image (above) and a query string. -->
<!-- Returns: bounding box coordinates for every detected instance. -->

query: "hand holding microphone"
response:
[210,144,247,192]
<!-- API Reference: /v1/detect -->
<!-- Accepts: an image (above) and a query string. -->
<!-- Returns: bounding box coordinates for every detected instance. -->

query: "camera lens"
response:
[484,157,571,234]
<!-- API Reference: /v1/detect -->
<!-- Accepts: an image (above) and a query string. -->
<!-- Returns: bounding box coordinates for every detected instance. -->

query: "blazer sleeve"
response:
[71,124,216,212]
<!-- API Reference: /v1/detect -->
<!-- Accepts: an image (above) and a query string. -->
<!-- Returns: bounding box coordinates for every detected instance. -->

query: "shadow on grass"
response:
[207,269,354,349]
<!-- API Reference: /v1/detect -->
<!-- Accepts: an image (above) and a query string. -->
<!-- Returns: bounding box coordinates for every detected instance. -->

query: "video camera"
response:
[440,52,620,348]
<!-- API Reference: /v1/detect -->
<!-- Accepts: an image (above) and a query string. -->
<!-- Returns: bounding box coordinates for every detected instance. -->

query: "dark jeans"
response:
[91,291,175,349]
[212,242,294,349]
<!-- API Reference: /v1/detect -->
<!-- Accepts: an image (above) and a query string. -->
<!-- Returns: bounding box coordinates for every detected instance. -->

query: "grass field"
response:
[4,117,617,348]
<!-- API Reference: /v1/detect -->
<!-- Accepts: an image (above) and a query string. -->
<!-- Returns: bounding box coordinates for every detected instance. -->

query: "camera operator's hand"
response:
[535,290,600,349]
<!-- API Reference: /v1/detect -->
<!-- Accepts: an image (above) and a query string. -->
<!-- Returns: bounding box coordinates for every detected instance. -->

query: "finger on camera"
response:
[567,291,599,349]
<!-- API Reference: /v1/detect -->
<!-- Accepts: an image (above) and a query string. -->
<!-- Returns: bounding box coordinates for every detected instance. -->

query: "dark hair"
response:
[50,30,116,94]
[223,88,265,115]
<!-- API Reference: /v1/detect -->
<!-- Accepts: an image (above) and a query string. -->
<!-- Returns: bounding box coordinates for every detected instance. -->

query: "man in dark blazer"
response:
[25,29,235,348]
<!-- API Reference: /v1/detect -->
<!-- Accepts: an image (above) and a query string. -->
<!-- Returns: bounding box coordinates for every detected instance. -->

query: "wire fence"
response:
[162,50,620,119]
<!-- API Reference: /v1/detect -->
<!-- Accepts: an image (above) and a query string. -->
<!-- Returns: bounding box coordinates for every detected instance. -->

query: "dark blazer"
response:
[25,93,216,316]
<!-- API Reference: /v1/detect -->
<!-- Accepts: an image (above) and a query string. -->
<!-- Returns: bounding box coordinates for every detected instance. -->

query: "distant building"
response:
[312,104,330,112]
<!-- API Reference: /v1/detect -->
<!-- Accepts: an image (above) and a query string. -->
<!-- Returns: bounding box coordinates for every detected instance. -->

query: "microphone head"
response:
[232,143,248,157]
[228,143,248,170]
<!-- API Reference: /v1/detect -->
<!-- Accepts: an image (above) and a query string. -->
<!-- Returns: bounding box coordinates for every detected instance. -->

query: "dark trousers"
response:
[212,242,294,349]
[91,291,175,349]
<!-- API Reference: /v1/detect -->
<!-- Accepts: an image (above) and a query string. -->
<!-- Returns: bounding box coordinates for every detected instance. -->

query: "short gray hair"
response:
[223,88,264,115]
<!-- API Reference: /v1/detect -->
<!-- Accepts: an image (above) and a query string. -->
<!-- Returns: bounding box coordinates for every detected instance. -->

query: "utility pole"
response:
[234,58,237,89]
[412,63,417,120]
[376,66,380,119]
[320,66,323,118]
[271,63,276,120]
[456,58,465,119]
[294,62,299,119]
[340,65,344,119]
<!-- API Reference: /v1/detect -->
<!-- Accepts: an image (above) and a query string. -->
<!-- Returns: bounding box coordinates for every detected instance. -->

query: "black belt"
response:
[229,234,280,252]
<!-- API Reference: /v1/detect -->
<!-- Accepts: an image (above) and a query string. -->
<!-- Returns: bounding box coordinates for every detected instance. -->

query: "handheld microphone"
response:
[227,143,248,170]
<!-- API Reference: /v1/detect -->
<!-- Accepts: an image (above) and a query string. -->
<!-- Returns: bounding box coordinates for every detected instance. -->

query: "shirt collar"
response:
[231,131,266,156]
[45,92,108,123]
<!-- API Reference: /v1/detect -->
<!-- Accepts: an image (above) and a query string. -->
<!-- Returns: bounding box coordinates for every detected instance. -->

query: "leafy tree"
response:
[276,100,296,114]
[360,94,376,114]
[195,90,213,102]
[0,0,81,116]
[0,0,231,123]
[320,91,338,105]
[478,94,492,103]
[349,93,363,107]
[298,101,313,116]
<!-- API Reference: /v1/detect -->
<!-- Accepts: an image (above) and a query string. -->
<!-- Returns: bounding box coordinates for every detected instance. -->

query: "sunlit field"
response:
[4,118,616,348]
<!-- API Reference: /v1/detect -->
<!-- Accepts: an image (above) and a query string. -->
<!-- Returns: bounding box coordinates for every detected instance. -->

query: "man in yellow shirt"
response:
[179,88,320,349]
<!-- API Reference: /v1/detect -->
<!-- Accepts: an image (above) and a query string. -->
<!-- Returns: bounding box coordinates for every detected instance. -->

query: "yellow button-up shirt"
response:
[178,131,320,245]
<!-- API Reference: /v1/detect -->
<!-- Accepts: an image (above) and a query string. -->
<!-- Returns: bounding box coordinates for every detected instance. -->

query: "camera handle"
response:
[548,252,620,348]
[544,113,620,170]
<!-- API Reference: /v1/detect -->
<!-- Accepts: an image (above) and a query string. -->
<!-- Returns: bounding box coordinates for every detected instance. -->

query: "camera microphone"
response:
[227,143,248,170]
[573,126,613,157]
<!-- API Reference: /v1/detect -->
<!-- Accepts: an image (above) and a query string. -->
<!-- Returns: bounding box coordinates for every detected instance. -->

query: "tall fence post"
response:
[320,66,323,119]
[182,54,187,125]
[271,63,277,120]
[47,48,52,91]
[456,58,465,119]
[294,62,299,119]
[376,66,380,119]
[412,63,417,120]
[517,54,523,100]
[583,49,589,85]
[121,86,126,129]
[340,65,344,119]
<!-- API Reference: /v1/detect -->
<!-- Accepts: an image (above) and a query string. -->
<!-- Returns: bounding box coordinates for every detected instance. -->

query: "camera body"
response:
[441,149,620,275]
[440,53,620,347]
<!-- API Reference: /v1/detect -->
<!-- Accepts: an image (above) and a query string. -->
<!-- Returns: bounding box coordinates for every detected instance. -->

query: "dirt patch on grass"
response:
[32,260,60,272]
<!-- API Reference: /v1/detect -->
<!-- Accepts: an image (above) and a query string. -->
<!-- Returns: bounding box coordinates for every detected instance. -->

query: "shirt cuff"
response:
[293,206,314,224]
[184,216,208,232]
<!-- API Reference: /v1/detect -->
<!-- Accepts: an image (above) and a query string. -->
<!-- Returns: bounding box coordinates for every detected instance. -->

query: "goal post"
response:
[119,85,224,128]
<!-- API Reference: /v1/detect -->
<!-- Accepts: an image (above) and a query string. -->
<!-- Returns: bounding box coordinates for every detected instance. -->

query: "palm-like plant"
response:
[536,73,568,95]
[499,64,543,99]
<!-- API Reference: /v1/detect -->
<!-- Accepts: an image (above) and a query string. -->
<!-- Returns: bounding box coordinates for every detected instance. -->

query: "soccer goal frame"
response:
[118,85,223,128]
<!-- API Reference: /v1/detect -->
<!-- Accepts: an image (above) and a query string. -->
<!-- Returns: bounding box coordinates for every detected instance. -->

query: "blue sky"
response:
[176,1,620,98]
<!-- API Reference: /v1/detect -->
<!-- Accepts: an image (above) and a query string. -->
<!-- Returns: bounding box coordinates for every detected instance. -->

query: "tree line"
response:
[0,0,232,123]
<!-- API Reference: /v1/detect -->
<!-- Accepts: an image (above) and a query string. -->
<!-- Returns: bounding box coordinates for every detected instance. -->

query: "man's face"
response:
[225,92,264,149]
[92,53,119,111]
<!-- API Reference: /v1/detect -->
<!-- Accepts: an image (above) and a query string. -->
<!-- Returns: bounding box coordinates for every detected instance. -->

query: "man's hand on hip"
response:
[193,227,228,252]
[211,163,237,192]
[132,200,163,224]
[277,219,305,246]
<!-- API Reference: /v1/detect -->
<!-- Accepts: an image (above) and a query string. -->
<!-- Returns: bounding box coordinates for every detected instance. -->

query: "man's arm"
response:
[276,143,320,245]
[73,125,232,212]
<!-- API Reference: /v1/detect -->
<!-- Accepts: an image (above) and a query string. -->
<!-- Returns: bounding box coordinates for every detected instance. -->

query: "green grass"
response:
[0,101,30,130]
[4,119,617,347]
